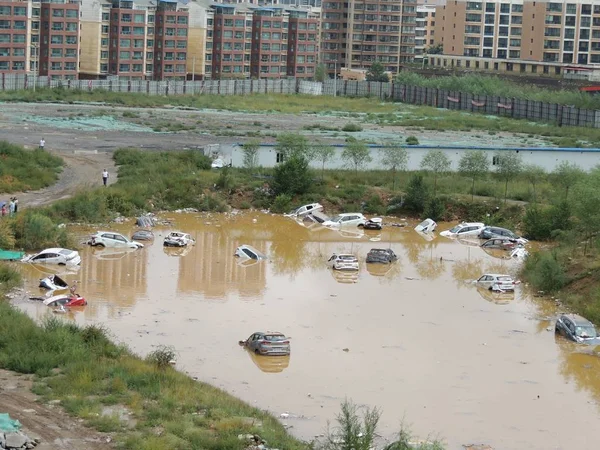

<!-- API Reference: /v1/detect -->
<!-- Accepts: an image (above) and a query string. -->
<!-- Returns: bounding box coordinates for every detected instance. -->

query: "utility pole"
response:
[192,56,195,82]
[32,43,38,92]
[333,60,337,97]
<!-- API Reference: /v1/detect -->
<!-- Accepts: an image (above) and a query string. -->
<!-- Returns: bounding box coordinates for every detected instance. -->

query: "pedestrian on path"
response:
[1,203,6,217]
[102,169,109,186]
[13,197,18,214]
[39,138,45,150]
[8,199,14,216]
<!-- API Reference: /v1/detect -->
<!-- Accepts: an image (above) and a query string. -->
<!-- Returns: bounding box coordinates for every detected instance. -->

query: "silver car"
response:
[474,273,518,292]
[240,332,291,356]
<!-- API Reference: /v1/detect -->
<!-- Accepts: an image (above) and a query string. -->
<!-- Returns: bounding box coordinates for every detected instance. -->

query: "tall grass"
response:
[396,72,600,109]
[0,140,63,193]
[0,301,306,450]
[0,88,397,114]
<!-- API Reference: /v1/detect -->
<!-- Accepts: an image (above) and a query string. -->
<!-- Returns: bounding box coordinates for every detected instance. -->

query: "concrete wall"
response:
[217,144,600,172]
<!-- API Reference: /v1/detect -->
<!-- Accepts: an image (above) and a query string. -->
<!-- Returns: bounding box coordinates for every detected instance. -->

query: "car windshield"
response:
[329,215,343,223]
[264,334,286,341]
[339,255,357,261]
[575,326,598,339]
[448,225,463,233]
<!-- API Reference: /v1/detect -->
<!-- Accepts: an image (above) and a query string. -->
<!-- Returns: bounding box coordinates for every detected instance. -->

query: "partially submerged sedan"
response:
[440,222,485,238]
[555,314,600,344]
[414,218,437,233]
[479,226,528,245]
[481,237,519,250]
[163,231,195,247]
[327,253,359,271]
[366,248,397,264]
[239,332,291,356]
[235,244,267,260]
[88,231,144,249]
[474,273,519,292]
[323,213,367,228]
[22,248,81,266]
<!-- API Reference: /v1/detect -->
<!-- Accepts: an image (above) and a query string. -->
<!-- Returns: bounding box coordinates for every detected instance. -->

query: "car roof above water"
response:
[561,314,594,326]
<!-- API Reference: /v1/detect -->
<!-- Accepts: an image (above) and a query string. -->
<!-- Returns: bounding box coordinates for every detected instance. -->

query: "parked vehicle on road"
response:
[22,248,81,266]
[239,332,291,356]
[323,213,367,228]
[327,253,359,271]
[163,231,195,247]
[478,226,528,245]
[366,248,397,264]
[555,314,600,344]
[440,222,485,238]
[474,273,518,292]
[364,218,383,230]
[88,231,144,249]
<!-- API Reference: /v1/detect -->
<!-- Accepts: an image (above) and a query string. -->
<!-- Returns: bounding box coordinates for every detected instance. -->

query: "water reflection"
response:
[244,349,291,374]
[556,334,600,404]
[476,287,515,305]
[330,269,359,284]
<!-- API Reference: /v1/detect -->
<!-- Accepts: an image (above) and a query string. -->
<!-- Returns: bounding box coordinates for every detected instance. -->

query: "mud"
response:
[11,213,600,450]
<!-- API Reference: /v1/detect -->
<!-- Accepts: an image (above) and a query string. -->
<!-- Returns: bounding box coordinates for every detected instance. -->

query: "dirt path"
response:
[12,151,117,209]
[0,370,110,449]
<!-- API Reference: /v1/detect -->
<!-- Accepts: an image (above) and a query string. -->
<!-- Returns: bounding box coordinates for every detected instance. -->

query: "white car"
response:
[163,231,195,247]
[474,273,519,292]
[414,218,437,233]
[285,203,324,218]
[440,222,485,238]
[22,248,81,266]
[235,244,267,260]
[327,254,359,271]
[88,231,144,249]
[211,158,225,169]
[323,213,366,228]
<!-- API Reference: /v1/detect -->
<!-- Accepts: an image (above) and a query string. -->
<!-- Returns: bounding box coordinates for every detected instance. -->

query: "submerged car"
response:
[88,231,144,249]
[285,202,323,218]
[239,332,291,356]
[39,274,68,291]
[555,314,600,344]
[323,213,367,228]
[478,226,528,245]
[43,293,87,308]
[132,230,154,241]
[440,222,485,238]
[364,218,383,230]
[163,231,195,247]
[327,253,359,271]
[414,218,437,233]
[481,237,519,250]
[366,248,397,264]
[22,248,81,266]
[474,273,518,292]
[235,244,266,260]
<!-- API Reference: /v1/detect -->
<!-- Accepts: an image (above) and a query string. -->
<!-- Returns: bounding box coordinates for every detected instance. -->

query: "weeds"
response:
[342,123,363,132]
[146,346,177,370]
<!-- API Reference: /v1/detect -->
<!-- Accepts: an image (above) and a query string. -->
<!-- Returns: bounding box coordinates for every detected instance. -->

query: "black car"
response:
[364,218,383,230]
[478,226,526,243]
[366,248,397,264]
[555,314,600,344]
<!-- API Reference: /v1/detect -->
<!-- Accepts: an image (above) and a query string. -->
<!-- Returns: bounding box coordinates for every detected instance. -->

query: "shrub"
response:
[239,201,252,210]
[523,202,572,241]
[271,194,292,214]
[424,196,445,221]
[342,123,363,132]
[272,156,311,196]
[405,136,420,145]
[215,167,235,191]
[403,174,429,214]
[10,212,69,250]
[523,251,567,292]
[0,264,21,291]
[146,345,177,370]
[363,194,386,215]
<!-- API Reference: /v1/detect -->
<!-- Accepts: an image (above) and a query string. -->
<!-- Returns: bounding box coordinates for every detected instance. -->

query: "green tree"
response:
[315,63,326,83]
[553,161,584,200]
[380,144,408,190]
[420,149,451,195]
[366,62,390,82]
[275,133,312,160]
[495,151,522,203]
[573,168,600,254]
[242,139,260,169]
[458,150,489,201]
[523,163,546,203]
[312,141,336,180]
[404,174,430,214]
[0,220,15,249]
[342,139,372,174]
[272,155,311,196]
[426,43,443,54]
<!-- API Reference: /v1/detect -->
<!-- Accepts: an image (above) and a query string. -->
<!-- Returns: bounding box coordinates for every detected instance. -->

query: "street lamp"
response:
[31,43,38,92]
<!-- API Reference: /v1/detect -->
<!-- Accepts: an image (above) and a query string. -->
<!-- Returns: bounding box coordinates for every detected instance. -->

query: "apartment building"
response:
[0,0,80,79]
[434,0,600,74]
[321,0,417,77]
[415,4,435,59]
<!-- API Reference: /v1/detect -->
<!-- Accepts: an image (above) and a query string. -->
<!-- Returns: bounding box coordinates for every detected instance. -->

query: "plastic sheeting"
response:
[0,413,22,432]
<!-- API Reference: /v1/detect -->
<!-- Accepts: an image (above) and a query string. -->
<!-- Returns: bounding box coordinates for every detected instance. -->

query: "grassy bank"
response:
[0,140,63,193]
[0,297,306,450]
[396,72,600,110]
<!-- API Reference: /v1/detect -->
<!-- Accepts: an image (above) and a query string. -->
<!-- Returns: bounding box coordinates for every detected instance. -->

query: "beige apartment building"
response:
[321,0,418,77]
[434,0,600,74]
[415,4,436,59]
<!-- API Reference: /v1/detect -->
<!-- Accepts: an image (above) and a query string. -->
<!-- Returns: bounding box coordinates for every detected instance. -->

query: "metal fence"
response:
[1,73,599,128]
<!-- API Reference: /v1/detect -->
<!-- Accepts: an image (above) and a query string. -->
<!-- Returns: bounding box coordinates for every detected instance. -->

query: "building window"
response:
[276,152,284,163]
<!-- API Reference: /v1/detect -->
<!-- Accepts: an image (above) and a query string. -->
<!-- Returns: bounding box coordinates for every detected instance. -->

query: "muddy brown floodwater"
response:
[12,213,600,450]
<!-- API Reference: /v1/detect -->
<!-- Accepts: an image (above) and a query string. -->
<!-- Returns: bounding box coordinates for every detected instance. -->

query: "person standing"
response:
[8,199,14,216]
[39,138,45,150]
[1,203,6,217]
[13,197,18,214]
[102,169,109,186]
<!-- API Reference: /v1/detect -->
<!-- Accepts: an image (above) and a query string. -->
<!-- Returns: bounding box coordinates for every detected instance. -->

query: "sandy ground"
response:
[0,369,110,449]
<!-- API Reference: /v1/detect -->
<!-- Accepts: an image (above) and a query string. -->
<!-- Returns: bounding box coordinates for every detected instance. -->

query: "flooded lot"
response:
[12,213,600,450]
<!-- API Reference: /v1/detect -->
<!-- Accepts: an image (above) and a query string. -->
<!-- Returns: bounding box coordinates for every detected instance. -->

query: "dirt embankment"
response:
[0,370,109,450]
